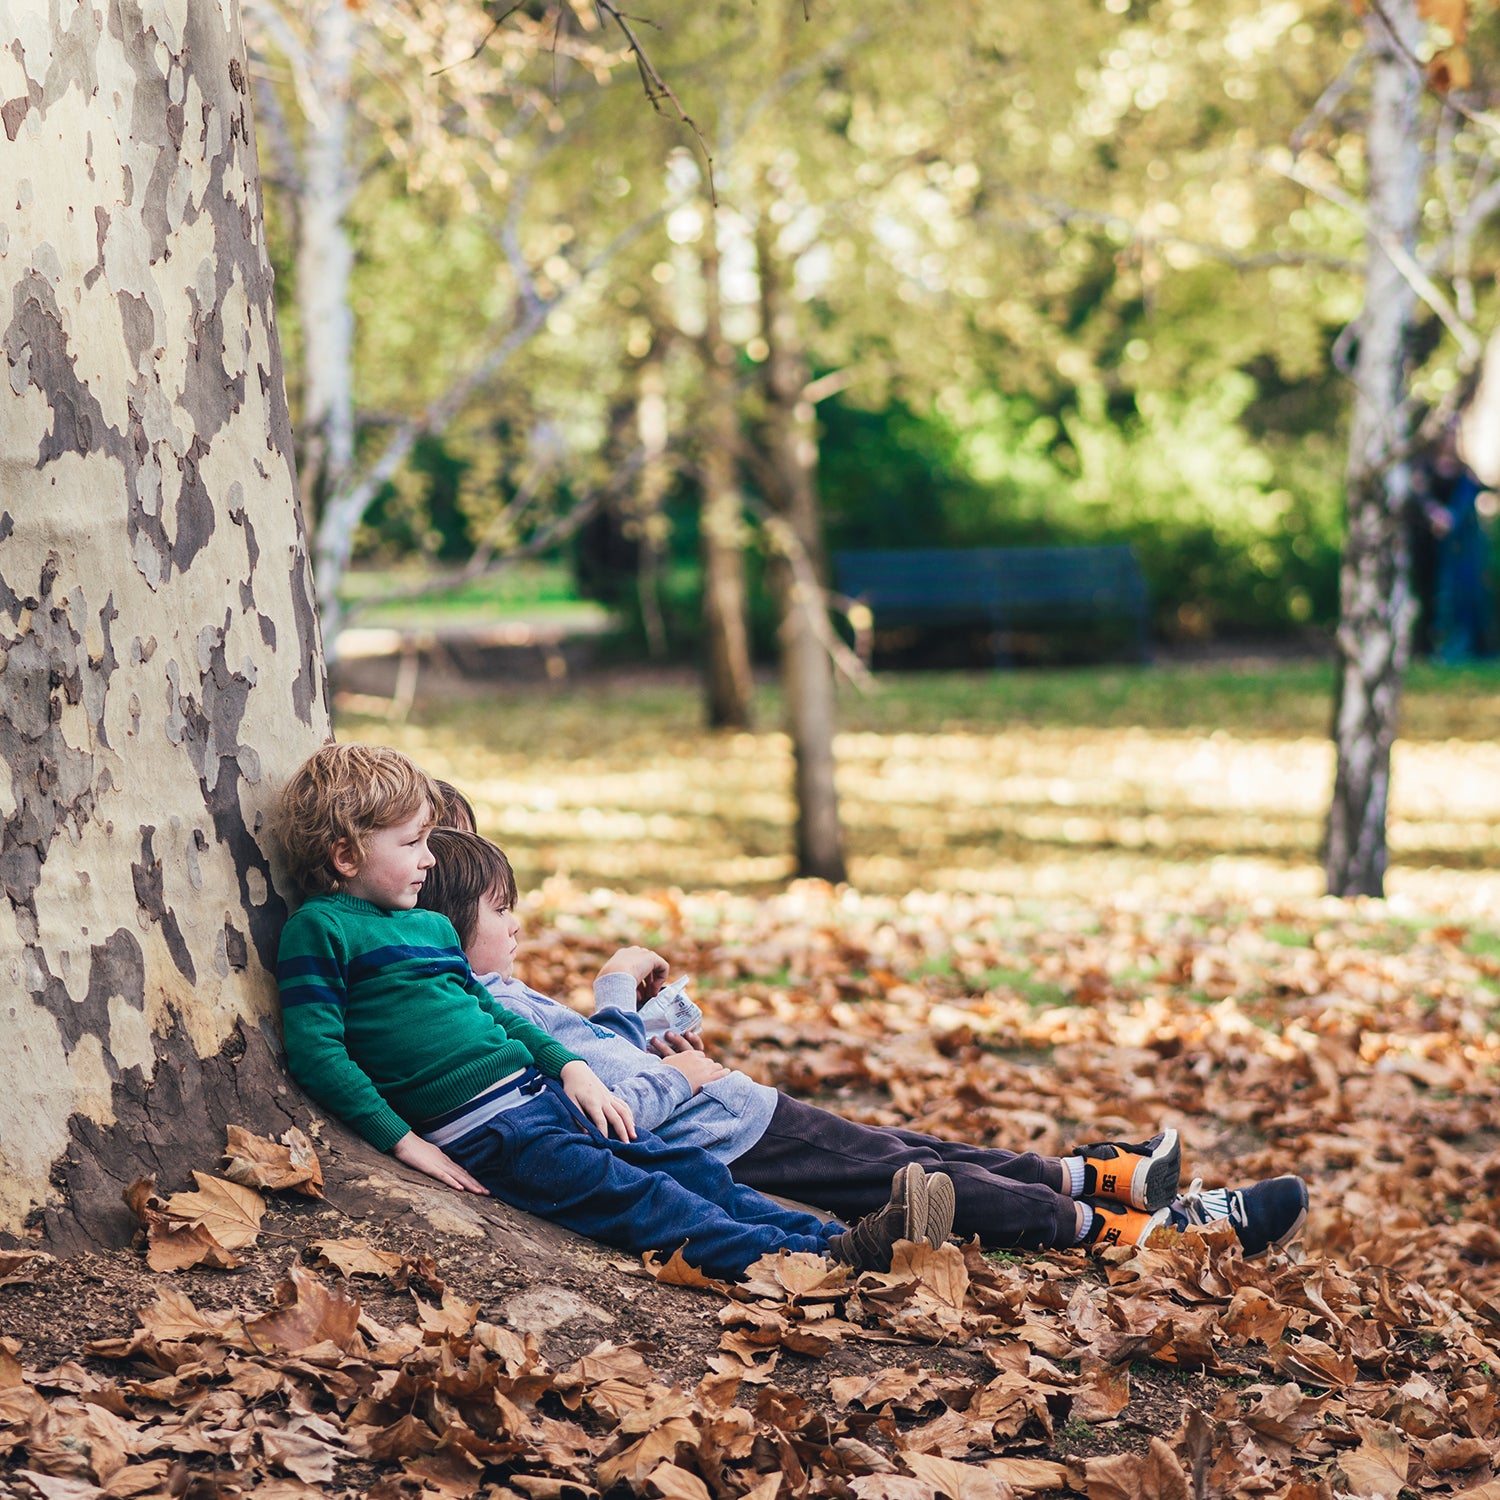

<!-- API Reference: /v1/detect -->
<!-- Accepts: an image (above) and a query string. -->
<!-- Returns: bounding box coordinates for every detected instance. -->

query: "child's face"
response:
[464,885,522,979]
[332,802,435,910]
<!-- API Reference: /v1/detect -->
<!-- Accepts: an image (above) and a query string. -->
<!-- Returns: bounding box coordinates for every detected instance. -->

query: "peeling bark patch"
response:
[131,826,196,983]
[118,290,154,369]
[7,274,119,466]
[223,920,248,971]
[2,96,28,142]
[172,436,217,572]
[44,1017,300,1254]
[0,565,99,920]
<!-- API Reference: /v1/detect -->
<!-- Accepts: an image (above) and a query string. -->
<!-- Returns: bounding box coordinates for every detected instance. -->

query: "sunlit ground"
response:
[333,662,1500,922]
[330,664,1500,1290]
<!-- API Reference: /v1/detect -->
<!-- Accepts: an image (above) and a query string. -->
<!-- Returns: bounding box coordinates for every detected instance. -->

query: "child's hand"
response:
[391,1132,491,1194]
[596,946,669,1005]
[658,1050,729,1094]
[648,1029,707,1058]
[561,1060,637,1141]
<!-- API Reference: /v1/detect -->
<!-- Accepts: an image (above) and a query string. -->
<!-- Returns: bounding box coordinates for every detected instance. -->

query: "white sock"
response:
[1073,1203,1094,1244]
[1062,1156,1086,1198]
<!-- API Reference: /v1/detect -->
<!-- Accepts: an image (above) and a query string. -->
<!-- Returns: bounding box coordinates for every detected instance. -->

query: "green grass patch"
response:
[1262,924,1313,948]
[973,967,1070,1008]
[1465,931,1500,960]
[341,561,611,630]
[827,659,1500,741]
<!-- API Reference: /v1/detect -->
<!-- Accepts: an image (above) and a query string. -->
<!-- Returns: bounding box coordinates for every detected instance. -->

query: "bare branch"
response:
[430,1,528,76]
[593,0,717,202]
[1364,0,1500,139]
[315,201,666,646]
[1290,43,1368,153]
[979,193,1356,273]
[1270,153,1482,361]
[740,494,876,693]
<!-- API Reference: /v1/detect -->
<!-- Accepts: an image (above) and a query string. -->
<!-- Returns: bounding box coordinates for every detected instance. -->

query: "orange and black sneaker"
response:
[1071,1128,1180,1211]
[1081,1199,1175,1254]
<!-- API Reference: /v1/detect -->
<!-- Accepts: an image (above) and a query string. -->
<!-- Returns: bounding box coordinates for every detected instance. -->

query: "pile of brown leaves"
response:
[8,877,1500,1498]
[6,1185,1500,1499]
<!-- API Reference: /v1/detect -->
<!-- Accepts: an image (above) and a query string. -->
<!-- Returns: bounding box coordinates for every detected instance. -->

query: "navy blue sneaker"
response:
[1172,1175,1309,1257]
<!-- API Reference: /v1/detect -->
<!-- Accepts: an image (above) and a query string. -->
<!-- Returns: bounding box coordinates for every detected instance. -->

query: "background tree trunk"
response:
[756,222,847,883]
[292,0,358,514]
[699,213,756,729]
[633,333,671,660]
[1,0,329,1248]
[1324,0,1423,898]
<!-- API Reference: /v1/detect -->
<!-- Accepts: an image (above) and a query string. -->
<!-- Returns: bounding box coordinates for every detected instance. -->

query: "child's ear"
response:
[329,838,361,880]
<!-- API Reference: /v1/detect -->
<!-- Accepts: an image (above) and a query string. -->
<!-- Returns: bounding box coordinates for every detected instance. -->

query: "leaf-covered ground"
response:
[6,872,1500,1500]
[6,666,1500,1497]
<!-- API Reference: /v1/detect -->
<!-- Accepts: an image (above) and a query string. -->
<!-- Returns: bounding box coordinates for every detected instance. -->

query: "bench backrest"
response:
[834,546,1147,622]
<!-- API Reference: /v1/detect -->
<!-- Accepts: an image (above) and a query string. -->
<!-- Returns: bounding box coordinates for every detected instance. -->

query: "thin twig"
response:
[430,1,527,76]
[1290,44,1368,153]
[1364,0,1500,138]
[1269,155,1482,361]
[593,0,716,202]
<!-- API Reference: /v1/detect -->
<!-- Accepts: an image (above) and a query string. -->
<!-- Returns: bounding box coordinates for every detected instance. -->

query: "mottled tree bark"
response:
[699,215,756,729]
[1325,0,1423,897]
[0,0,329,1246]
[756,223,846,883]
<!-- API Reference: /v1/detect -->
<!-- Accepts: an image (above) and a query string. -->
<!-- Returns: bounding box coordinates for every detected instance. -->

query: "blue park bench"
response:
[833,545,1150,665]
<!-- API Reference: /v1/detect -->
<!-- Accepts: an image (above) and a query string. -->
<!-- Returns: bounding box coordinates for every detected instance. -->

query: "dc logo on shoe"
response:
[1102,1173,1117,1194]
[1101,1226,1121,1245]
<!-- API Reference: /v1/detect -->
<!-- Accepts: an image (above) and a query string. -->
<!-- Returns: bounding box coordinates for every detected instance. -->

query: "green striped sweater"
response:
[276,893,581,1151]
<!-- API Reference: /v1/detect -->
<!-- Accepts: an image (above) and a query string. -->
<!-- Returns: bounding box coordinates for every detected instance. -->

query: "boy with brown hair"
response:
[273,743,955,1280]
[418,825,1310,1260]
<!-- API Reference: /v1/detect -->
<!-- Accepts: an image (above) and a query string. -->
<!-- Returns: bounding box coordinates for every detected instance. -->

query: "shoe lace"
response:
[1174,1177,1206,1227]
[1173,1178,1244,1230]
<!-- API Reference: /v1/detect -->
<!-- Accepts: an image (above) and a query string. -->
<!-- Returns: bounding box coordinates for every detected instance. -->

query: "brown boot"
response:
[829,1164,954,1271]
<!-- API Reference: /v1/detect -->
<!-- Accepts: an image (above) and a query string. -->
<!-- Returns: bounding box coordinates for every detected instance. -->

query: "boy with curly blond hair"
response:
[273,743,955,1280]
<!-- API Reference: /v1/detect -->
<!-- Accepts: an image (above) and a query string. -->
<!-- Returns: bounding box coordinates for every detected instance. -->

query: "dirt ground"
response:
[0,1178,1225,1500]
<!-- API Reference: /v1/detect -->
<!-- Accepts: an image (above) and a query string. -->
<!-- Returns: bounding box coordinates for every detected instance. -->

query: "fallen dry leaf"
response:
[244,1262,361,1354]
[310,1237,407,1280]
[162,1171,265,1250]
[223,1124,324,1198]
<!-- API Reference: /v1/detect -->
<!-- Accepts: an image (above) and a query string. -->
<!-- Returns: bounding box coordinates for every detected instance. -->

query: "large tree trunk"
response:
[756,223,847,883]
[0,0,330,1249]
[699,214,756,729]
[1324,0,1423,897]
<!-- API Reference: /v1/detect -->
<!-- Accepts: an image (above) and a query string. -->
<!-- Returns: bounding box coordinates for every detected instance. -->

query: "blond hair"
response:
[277,743,439,898]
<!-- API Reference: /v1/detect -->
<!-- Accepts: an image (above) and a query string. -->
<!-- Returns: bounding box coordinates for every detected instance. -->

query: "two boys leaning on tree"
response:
[271,742,956,1283]
[411,801,1310,1262]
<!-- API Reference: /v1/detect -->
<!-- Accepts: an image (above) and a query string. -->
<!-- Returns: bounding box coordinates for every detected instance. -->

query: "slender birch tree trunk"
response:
[1324,0,1424,897]
[0,0,329,1248]
[756,223,847,883]
[633,345,671,659]
[699,213,756,729]
[292,0,357,513]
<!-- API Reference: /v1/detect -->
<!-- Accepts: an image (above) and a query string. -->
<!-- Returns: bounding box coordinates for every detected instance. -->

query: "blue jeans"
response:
[443,1080,845,1280]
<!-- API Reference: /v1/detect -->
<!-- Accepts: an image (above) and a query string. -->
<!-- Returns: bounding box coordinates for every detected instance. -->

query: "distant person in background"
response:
[1414,432,1494,663]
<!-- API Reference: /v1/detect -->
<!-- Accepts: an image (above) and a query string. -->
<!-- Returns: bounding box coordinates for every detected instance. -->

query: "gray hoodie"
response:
[476,970,778,1164]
